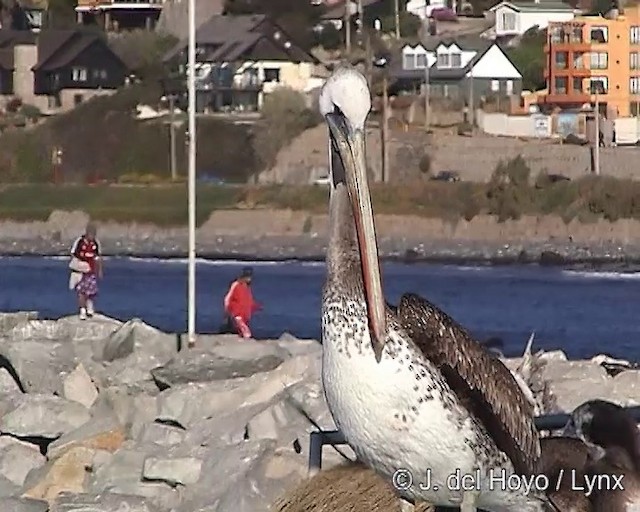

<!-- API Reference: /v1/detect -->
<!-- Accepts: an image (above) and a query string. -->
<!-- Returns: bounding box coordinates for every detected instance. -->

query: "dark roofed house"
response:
[0,28,128,113]
[163,14,326,113]
[389,35,523,107]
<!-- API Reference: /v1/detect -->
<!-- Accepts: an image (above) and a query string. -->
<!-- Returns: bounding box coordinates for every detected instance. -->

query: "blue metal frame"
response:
[308,406,640,473]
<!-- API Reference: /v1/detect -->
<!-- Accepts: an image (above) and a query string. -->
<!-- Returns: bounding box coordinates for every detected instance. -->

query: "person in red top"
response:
[223,267,262,339]
[70,222,103,320]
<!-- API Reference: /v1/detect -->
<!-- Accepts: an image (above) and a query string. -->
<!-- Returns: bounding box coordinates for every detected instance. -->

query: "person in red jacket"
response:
[223,267,262,338]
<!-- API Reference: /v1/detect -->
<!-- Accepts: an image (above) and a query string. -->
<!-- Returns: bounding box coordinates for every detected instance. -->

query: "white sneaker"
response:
[87,300,95,317]
[79,308,87,320]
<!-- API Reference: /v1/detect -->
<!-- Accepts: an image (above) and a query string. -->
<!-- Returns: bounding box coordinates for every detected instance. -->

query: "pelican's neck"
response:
[326,183,362,287]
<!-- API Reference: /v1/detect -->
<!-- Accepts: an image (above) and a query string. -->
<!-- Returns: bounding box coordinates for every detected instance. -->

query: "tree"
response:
[507,28,547,92]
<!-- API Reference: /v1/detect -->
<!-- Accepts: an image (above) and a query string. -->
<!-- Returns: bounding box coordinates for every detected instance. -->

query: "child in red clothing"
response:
[71,222,103,320]
[223,267,262,338]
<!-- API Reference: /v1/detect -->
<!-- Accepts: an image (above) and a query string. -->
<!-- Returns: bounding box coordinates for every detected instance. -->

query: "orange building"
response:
[544,5,640,117]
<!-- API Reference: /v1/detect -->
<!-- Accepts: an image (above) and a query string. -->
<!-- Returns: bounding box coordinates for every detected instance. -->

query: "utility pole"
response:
[381,74,390,182]
[394,0,400,38]
[594,92,600,175]
[423,2,430,132]
[344,0,351,53]
[169,95,177,181]
[468,70,475,126]
[357,0,363,43]
[365,33,372,87]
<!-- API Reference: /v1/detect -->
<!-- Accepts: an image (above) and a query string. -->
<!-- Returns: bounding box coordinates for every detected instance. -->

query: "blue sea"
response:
[1,256,639,360]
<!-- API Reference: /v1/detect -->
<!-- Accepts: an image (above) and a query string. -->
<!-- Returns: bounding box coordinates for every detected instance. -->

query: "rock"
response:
[137,422,185,447]
[0,497,48,512]
[609,370,640,406]
[0,312,38,333]
[21,446,95,504]
[47,414,125,459]
[151,344,285,389]
[0,474,20,497]
[63,364,98,409]
[142,456,203,486]
[96,319,174,363]
[0,436,46,486]
[1,395,91,439]
[0,340,76,394]
[155,352,314,429]
[51,492,155,512]
[0,368,22,394]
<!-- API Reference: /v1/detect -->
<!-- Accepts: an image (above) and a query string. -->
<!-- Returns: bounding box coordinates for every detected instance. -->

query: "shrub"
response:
[20,104,42,121]
[380,12,422,38]
[418,153,432,175]
[486,155,533,222]
[316,23,342,50]
[6,97,22,113]
[252,87,322,169]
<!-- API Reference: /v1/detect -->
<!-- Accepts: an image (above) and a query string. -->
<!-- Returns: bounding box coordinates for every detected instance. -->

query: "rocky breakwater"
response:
[0,312,638,511]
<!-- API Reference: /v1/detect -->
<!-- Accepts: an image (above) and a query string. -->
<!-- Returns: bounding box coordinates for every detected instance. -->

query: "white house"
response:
[394,39,523,101]
[489,0,575,38]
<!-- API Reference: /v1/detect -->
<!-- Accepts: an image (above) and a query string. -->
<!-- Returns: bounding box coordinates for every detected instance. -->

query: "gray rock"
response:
[0,339,76,394]
[63,363,98,409]
[151,350,284,389]
[47,414,124,460]
[0,473,20,497]
[51,492,155,512]
[96,319,175,363]
[142,456,203,486]
[137,422,185,447]
[0,394,91,439]
[0,436,46,485]
[0,497,48,512]
[0,368,22,394]
[0,312,38,333]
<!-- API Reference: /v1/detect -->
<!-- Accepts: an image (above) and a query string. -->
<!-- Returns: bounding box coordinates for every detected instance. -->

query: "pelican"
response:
[319,65,550,512]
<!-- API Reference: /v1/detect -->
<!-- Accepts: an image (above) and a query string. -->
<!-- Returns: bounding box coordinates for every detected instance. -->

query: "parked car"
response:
[547,173,570,183]
[313,175,331,186]
[430,171,461,182]
[198,173,226,185]
[430,7,458,21]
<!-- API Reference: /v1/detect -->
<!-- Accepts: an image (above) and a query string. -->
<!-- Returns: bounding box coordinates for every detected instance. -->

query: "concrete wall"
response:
[615,116,640,144]
[12,44,44,111]
[478,111,552,138]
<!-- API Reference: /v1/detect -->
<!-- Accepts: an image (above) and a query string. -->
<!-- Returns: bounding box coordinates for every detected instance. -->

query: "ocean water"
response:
[1,256,640,360]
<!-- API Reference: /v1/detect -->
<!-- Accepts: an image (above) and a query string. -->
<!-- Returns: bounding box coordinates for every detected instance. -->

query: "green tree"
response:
[507,27,547,91]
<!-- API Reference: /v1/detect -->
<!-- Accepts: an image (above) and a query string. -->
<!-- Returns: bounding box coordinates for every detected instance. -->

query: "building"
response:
[488,0,575,40]
[75,0,164,31]
[163,15,326,113]
[320,0,387,30]
[544,5,640,116]
[389,36,523,104]
[0,29,128,114]
[0,0,46,32]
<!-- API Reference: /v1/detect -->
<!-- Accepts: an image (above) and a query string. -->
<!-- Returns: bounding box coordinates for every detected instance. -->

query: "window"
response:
[589,76,608,94]
[631,101,640,116]
[500,11,517,32]
[71,67,87,82]
[73,94,84,105]
[491,80,500,92]
[631,26,640,44]
[506,80,513,94]
[92,69,107,80]
[554,76,568,94]
[47,95,61,109]
[572,77,583,93]
[555,51,568,69]
[550,26,562,43]
[403,53,415,69]
[416,53,427,68]
[589,52,608,69]
[437,53,450,67]
[264,68,280,82]
[570,27,583,43]
[590,26,608,43]
[450,53,461,67]
[573,52,585,69]
[631,77,640,94]
[631,52,640,69]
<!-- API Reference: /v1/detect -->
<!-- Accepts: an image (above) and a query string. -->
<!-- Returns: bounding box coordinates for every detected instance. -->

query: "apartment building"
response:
[544,5,640,117]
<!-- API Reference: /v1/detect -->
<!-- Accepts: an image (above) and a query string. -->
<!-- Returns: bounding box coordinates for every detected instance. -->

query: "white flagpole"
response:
[187,0,197,347]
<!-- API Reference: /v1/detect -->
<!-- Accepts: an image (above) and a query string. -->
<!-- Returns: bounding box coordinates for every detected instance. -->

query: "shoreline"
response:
[4,244,640,271]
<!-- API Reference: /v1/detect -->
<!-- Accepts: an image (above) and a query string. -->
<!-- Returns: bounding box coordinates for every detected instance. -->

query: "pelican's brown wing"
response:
[397,293,540,476]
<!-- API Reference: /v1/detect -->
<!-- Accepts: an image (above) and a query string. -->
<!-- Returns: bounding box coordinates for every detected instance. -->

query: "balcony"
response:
[545,91,591,104]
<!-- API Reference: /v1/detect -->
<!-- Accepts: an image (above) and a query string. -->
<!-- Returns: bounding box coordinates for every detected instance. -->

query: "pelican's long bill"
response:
[326,112,388,362]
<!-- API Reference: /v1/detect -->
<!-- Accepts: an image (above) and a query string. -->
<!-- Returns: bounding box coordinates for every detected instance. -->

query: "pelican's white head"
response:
[319,66,387,362]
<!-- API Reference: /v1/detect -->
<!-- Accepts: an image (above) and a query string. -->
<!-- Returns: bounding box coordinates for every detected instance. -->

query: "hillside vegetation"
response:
[2,158,640,226]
